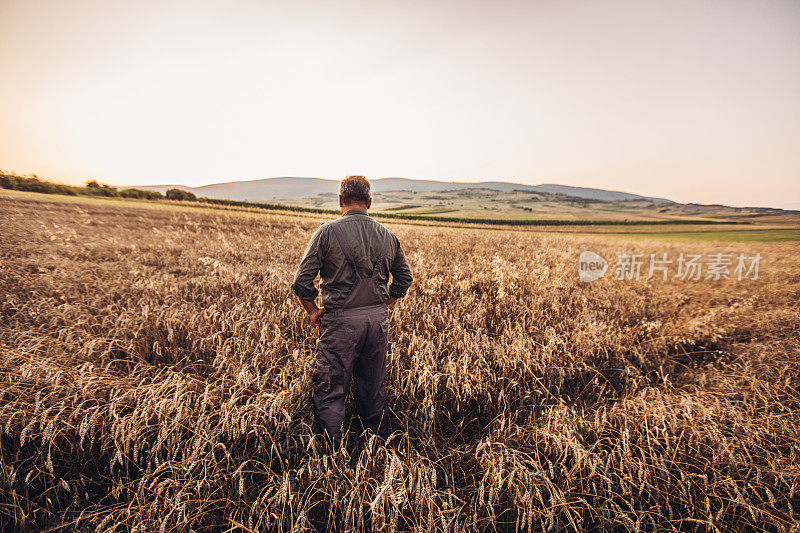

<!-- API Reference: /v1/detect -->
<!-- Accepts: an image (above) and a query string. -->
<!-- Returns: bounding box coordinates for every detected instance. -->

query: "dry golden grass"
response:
[0,193,798,532]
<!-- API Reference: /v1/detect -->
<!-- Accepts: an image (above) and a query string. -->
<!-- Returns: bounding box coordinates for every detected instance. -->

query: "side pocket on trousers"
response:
[379,319,389,346]
[311,359,331,392]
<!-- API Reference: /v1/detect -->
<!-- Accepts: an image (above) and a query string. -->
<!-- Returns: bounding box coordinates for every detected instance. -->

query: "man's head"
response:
[339,175,372,213]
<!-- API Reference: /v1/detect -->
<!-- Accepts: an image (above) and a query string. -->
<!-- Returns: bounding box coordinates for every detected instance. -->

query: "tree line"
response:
[0,172,195,201]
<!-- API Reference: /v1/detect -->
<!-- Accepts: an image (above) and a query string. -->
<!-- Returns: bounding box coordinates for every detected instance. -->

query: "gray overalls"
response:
[311,222,392,453]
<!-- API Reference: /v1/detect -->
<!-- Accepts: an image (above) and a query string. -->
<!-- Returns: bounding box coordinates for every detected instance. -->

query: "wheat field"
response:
[0,192,798,532]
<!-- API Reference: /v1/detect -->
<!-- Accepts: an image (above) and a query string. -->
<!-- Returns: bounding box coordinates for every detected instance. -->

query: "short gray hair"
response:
[339,175,371,204]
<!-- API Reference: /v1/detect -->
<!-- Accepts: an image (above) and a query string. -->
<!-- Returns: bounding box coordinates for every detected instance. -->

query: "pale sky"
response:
[1,0,799,208]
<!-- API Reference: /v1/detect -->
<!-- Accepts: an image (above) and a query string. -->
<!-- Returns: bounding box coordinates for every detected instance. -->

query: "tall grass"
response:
[0,194,797,531]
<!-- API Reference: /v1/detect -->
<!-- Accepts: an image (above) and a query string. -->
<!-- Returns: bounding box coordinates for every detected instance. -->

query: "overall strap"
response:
[369,231,393,279]
[329,222,362,280]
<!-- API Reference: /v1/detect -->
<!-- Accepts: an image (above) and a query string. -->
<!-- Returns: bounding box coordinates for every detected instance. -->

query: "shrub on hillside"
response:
[166,188,197,201]
[120,188,164,200]
[85,180,120,197]
[0,172,79,195]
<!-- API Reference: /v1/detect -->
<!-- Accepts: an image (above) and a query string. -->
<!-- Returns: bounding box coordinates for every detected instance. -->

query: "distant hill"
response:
[527,184,672,203]
[127,177,674,203]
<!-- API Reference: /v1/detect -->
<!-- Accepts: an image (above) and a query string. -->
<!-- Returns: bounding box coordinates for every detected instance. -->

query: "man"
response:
[291,175,413,461]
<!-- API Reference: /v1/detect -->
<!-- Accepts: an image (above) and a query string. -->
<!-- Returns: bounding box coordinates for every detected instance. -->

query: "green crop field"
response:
[589,228,800,243]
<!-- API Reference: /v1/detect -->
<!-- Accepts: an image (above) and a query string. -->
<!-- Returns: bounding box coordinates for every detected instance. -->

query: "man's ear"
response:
[338,195,344,207]
[366,198,372,209]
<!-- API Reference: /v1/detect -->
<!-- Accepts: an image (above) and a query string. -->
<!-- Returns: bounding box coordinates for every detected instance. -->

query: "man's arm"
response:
[297,297,323,325]
[387,235,413,305]
[291,225,326,325]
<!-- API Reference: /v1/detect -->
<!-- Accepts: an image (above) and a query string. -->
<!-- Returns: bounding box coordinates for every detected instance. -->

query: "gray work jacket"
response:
[291,209,413,310]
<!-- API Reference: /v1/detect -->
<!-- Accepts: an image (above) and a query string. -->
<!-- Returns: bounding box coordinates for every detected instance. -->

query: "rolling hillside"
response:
[128,177,674,203]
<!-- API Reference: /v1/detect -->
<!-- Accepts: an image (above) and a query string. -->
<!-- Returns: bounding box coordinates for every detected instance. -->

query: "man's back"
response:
[291,208,413,310]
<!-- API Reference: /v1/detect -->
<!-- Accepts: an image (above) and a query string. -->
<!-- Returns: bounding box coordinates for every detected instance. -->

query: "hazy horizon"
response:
[1,0,798,209]
[122,175,797,210]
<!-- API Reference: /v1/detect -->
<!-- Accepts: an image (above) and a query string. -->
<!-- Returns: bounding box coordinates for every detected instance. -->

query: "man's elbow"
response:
[402,269,414,290]
[389,278,413,299]
[290,281,318,302]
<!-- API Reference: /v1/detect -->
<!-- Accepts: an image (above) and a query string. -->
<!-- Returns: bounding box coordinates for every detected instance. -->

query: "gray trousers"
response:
[311,304,389,452]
